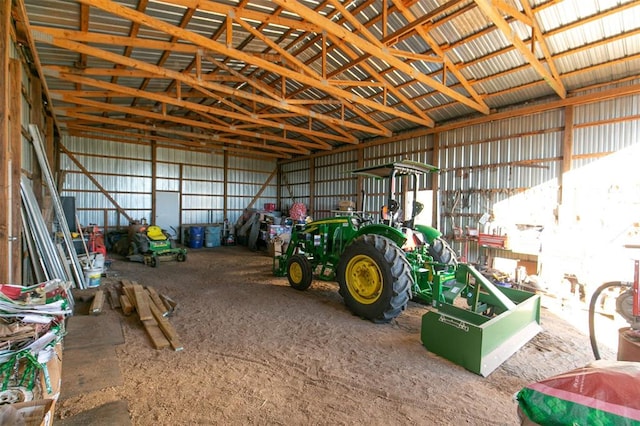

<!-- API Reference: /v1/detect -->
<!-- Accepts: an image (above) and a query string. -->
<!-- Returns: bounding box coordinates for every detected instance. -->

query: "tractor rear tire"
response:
[428,237,458,268]
[287,254,313,291]
[337,234,413,323]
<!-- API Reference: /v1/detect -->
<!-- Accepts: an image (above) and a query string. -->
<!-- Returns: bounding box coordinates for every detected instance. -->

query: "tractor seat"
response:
[147,225,167,241]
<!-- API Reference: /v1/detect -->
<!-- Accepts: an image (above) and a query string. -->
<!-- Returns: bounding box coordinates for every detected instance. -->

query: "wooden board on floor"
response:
[56,400,131,425]
[142,319,170,349]
[64,314,125,350]
[149,303,183,351]
[90,290,105,315]
[133,284,152,321]
[60,345,123,400]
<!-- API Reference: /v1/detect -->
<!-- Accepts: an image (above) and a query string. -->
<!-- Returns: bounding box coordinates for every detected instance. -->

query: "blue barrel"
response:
[204,226,221,248]
[189,226,204,248]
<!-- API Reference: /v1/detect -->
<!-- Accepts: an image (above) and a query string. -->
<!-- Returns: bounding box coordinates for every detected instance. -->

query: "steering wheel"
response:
[352,212,373,227]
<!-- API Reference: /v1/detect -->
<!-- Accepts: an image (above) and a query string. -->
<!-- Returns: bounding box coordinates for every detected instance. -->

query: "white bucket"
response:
[92,253,105,270]
[84,267,102,288]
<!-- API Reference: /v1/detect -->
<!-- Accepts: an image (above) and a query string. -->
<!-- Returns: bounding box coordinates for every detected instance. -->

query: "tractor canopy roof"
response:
[349,160,439,179]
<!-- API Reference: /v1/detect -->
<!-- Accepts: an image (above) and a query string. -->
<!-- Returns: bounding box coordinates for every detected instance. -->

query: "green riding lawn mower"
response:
[127,222,187,267]
[273,160,541,376]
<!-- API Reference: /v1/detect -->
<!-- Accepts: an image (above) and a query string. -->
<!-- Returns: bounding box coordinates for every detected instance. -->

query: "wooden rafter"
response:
[66,125,287,159]
[473,0,566,98]
[52,94,318,155]
[31,31,381,141]
[273,0,489,114]
[76,0,431,130]
[391,0,488,112]
[60,109,302,157]
[18,0,640,156]
[43,67,351,147]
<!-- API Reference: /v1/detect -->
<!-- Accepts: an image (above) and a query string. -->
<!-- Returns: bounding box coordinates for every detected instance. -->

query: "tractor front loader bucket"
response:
[421,264,541,377]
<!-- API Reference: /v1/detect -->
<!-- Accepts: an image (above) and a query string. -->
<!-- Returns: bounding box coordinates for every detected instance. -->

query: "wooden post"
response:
[559,105,574,221]
[103,209,109,235]
[9,59,22,282]
[356,148,364,212]
[0,0,12,283]
[223,151,228,220]
[432,132,440,230]
[45,115,55,176]
[276,163,282,211]
[151,140,157,225]
[309,157,315,217]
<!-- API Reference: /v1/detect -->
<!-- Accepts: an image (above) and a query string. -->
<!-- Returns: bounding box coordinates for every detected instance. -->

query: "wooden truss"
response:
[15,0,640,157]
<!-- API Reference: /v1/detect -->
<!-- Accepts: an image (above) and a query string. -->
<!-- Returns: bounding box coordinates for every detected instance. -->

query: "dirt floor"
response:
[54,245,618,425]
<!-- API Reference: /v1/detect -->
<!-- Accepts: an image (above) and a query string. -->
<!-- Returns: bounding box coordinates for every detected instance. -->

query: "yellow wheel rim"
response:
[345,254,383,305]
[289,262,303,284]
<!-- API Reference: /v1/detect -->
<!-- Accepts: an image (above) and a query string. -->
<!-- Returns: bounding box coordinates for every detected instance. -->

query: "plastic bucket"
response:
[205,226,221,248]
[618,327,640,362]
[92,253,105,270]
[84,267,102,288]
[189,226,204,249]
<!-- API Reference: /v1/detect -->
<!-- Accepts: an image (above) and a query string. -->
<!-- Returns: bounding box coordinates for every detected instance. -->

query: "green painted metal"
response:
[414,224,441,245]
[272,160,542,376]
[421,263,542,376]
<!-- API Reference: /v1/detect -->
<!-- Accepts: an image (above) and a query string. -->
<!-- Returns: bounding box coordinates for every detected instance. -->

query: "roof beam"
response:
[31,31,377,139]
[66,125,289,159]
[44,68,344,147]
[77,0,428,131]
[392,1,488,115]
[473,0,566,98]
[276,0,489,114]
[59,108,303,157]
[52,95,315,155]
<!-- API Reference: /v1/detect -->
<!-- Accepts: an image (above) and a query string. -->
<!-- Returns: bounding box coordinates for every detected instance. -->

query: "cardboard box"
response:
[0,399,54,426]
[40,342,62,401]
[33,342,62,426]
[267,239,288,257]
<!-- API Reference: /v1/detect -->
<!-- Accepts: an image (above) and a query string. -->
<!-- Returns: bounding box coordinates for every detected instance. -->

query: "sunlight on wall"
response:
[492,143,640,290]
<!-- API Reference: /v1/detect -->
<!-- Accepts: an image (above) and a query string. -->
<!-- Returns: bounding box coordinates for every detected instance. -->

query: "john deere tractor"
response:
[273,160,541,376]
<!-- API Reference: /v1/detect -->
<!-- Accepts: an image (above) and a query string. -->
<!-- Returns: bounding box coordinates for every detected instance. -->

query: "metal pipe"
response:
[29,125,85,288]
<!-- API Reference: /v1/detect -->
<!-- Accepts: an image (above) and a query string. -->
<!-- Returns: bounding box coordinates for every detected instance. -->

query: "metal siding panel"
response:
[574,92,640,162]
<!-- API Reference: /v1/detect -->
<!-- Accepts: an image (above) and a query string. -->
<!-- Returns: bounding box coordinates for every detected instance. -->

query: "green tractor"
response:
[273,160,542,376]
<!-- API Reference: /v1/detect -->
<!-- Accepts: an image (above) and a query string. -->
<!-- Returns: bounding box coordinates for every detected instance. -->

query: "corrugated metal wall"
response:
[60,136,277,229]
[437,108,563,264]
[313,151,358,218]
[280,159,311,216]
[55,79,639,266]
[280,84,639,267]
[227,155,276,220]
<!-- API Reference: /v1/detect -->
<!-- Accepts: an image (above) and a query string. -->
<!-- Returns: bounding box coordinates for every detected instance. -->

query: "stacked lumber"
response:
[115,280,183,351]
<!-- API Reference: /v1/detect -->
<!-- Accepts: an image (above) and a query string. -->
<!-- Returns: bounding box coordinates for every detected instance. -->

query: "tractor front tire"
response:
[150,255,159,268]
[287,254,313,291]
[337,234,413,323]
[176,252,186,262]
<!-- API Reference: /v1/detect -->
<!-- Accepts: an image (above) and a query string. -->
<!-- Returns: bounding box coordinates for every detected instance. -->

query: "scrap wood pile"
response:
[101,280,182,351]
[0,279,72,403]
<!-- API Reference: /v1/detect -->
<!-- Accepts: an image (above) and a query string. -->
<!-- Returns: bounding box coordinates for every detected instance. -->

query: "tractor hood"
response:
[350,160,439,179]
